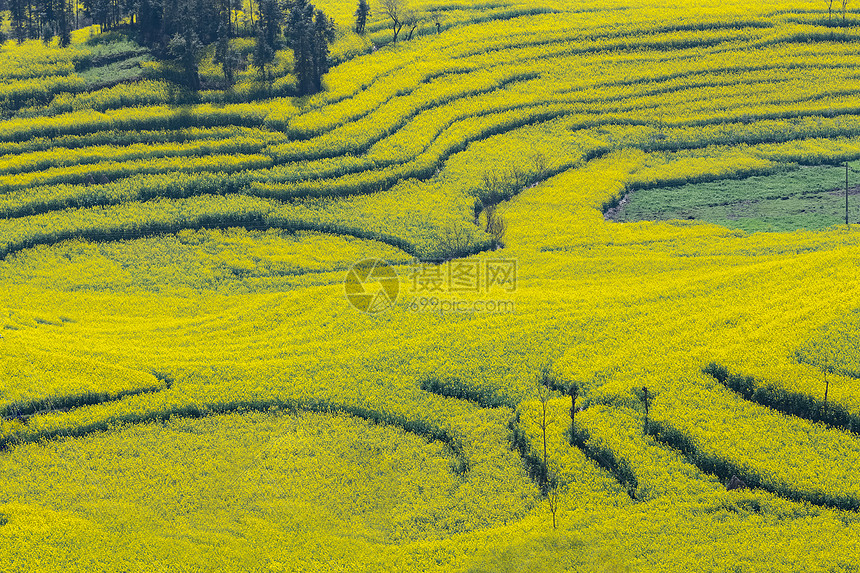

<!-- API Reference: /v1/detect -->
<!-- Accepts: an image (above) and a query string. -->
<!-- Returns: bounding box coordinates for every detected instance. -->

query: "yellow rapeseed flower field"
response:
[2,0,860,570]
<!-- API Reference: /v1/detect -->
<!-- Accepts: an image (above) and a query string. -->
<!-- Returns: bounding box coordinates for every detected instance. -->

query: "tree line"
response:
[0,0,74,45]
[0,0,434,95]
[139,0,335,94]
[0,0,336,95]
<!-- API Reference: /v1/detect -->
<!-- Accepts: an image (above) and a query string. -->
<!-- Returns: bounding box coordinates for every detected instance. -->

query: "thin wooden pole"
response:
[569,385,577,445]
[643,386,649,432]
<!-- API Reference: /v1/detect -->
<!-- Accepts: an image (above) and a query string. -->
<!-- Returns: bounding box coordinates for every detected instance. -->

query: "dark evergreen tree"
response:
[9,0,26,42]
[285,0,313,93]
[109,0,119,28]
[135,0,163,45]
[285,0,333,95]
[160,0,180,40]
[213,2,239,85]
[166,0,203,90]
[252,25,274,80]
[311,9,334,93]
[56,0,72,46]
[158,0,216,45]
[82,0,113,30]
[168,30,202,90]
[6,0,335,96]
[252,0,280,80]
[354,0,368,35]
[42,21,54,43]
[193,0,218,43]
[42,0,56,36]
[27,1,37,39]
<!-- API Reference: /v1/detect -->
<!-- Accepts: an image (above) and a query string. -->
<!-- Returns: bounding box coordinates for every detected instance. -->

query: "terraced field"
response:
[2,0,860,571]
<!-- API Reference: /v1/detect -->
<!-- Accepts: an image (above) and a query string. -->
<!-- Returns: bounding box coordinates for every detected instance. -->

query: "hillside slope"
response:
[2,0,860,571]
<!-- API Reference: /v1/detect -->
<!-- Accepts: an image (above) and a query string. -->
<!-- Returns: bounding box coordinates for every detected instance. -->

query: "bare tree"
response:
[568,382,579,445]
[482,204,506,246]
[537,368,555,489]
[842,0,850,23]
[642,386,649,431]
[536,368,562,530]
[821,346,833,413]
[633,386,655,433]
[826,0,835,21]
[431,10,442,33]
[546,473,560,530]
[402,8,420,40]
[433,220,474,260]
[380,0,404,43]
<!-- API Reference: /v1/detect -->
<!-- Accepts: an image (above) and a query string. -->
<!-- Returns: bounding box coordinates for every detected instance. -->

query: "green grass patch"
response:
[77,55,154,90]
[614,163,860,232]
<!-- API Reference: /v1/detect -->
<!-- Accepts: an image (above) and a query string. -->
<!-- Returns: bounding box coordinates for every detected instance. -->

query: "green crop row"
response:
[0,100,294,141]
[0,355,537,537]
[278,57,860,167]
[0,135,276,177]
[13,112,860,230]
[0,42,79,80]
[317,10,778,115]
[0,153,271,194]
[43,80,180,114]
[0,125,288,157]
[0,75,87,111]
[703,362,860,434]
[273,66,540,160]
[0,193,432,260]
[514,397,634,505]
[0,228,415,293]
[251,103,581,199]
[0,171,250,219]
[650,375,860,511]
[0,345,166,419]
[575,405,724,501]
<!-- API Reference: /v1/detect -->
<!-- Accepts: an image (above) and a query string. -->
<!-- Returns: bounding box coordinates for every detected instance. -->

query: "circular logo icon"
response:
[344,259,399,314]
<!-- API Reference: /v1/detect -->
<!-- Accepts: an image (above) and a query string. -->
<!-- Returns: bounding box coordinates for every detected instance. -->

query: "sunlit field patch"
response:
[0,411,469,570]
